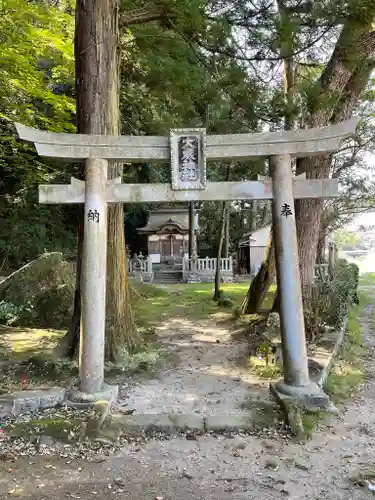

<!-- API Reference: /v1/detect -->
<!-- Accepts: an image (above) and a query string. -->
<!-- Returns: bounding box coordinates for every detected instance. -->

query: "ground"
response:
[0,280,374,498]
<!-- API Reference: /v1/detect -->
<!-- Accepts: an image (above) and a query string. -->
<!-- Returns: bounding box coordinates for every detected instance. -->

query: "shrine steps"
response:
[153,265,183,284]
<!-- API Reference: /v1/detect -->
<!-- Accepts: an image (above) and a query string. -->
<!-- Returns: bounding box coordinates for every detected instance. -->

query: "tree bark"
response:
[65,218,83,357]
[316,220,327,264]
[75,0,137,362]
[224,206,230,258]
[213,201,227,301]
[240,236,276,313]
[249,200,257,232]
[189,201,195,257]
[214,164,230,300]
[260,201,271,227]
[119,5,176,28]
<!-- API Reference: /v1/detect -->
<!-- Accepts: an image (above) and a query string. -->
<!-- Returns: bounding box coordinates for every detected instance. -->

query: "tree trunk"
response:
[316,220,327,264]
[241,180,276,313]
[224,206,230,258]
[242,0,296,316]
[189,201,194,257]
[65,217,83,357]
[214,164,230,301]
[213,201,227,301]
[260,201,270,227]
[240,236,276,313]
[75,0,137,362]
[294,15,375,285]
[249,200,257,232]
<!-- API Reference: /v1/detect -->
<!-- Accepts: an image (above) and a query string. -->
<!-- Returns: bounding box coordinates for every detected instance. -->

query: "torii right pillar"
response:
[271,154,332,409]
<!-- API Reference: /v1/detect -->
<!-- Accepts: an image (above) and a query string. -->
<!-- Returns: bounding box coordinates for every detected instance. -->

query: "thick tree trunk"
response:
[75,0,137,362]
[213,201,227,301]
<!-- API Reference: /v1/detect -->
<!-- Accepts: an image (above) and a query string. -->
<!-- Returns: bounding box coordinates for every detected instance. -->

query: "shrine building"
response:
[137,204,196,264]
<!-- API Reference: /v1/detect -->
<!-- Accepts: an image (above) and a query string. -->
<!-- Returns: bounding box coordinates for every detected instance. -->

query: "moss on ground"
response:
[132,282,256,329]
[240,398,283,429]
[6,417,83,443]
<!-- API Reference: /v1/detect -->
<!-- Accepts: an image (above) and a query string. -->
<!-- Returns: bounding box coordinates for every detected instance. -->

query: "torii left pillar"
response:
[80,158,108,394]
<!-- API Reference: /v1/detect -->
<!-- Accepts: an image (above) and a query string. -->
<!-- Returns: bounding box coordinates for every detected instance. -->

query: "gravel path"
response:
[1,293,375,499]
[121,317,272,415]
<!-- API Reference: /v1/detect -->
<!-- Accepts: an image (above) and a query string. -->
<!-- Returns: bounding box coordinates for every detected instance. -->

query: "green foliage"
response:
[304,260,360,341]
[0,1,76,270]
[105,350,161,376]
[0,0,75,128]
[303,283,332,343]
[326,260,360,328]
[0,253,74,328]
[333,229,361,251]
[0,300,25,325]
[32,282,75,329]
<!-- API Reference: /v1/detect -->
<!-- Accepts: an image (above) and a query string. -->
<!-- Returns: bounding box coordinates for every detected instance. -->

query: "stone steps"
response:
[153,271,182,284]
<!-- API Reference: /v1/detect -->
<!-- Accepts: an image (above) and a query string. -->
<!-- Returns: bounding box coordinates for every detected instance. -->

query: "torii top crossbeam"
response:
[15,117,358,162]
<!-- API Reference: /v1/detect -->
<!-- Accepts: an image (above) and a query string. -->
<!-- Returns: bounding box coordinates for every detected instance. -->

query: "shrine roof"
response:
[137,218,189,233]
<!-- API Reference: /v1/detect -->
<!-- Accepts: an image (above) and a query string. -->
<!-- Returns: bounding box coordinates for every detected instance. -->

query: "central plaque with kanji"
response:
[170,128,206,190]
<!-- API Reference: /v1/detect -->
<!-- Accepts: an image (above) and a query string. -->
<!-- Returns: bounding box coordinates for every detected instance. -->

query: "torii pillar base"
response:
[67,382,119,405]
[270,380,338,435]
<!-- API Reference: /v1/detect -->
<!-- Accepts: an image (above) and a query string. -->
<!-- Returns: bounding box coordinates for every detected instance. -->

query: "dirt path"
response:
[120,316,272,415]
[1,293,375,499]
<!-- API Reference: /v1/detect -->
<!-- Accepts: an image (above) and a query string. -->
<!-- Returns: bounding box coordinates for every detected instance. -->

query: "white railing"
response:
[183,256,233,273]
[127,253,153,282]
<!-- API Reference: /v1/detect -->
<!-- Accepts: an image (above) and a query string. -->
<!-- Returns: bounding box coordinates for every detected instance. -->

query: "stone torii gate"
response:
[15,118,358,406]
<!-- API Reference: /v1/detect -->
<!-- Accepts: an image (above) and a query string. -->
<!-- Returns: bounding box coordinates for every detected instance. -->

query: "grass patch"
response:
[105,350,161,378]
[350,468,375,487]
[0,323,162,392]
[133,282,265,330]
[0,325,64,359]
[359,273,375,287]
[300,410,329,438]
[248,355,282,379]
[129,279,169,301]
[324,290,371,403]
[0,281,267,390]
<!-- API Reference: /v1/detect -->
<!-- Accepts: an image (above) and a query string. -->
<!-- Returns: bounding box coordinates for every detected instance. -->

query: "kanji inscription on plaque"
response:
[179,136,199,182]
[170,128,206,190]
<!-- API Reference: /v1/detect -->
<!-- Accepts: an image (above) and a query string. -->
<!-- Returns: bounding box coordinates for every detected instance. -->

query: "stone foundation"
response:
[183,271,233,283]
[0,387,66,418]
